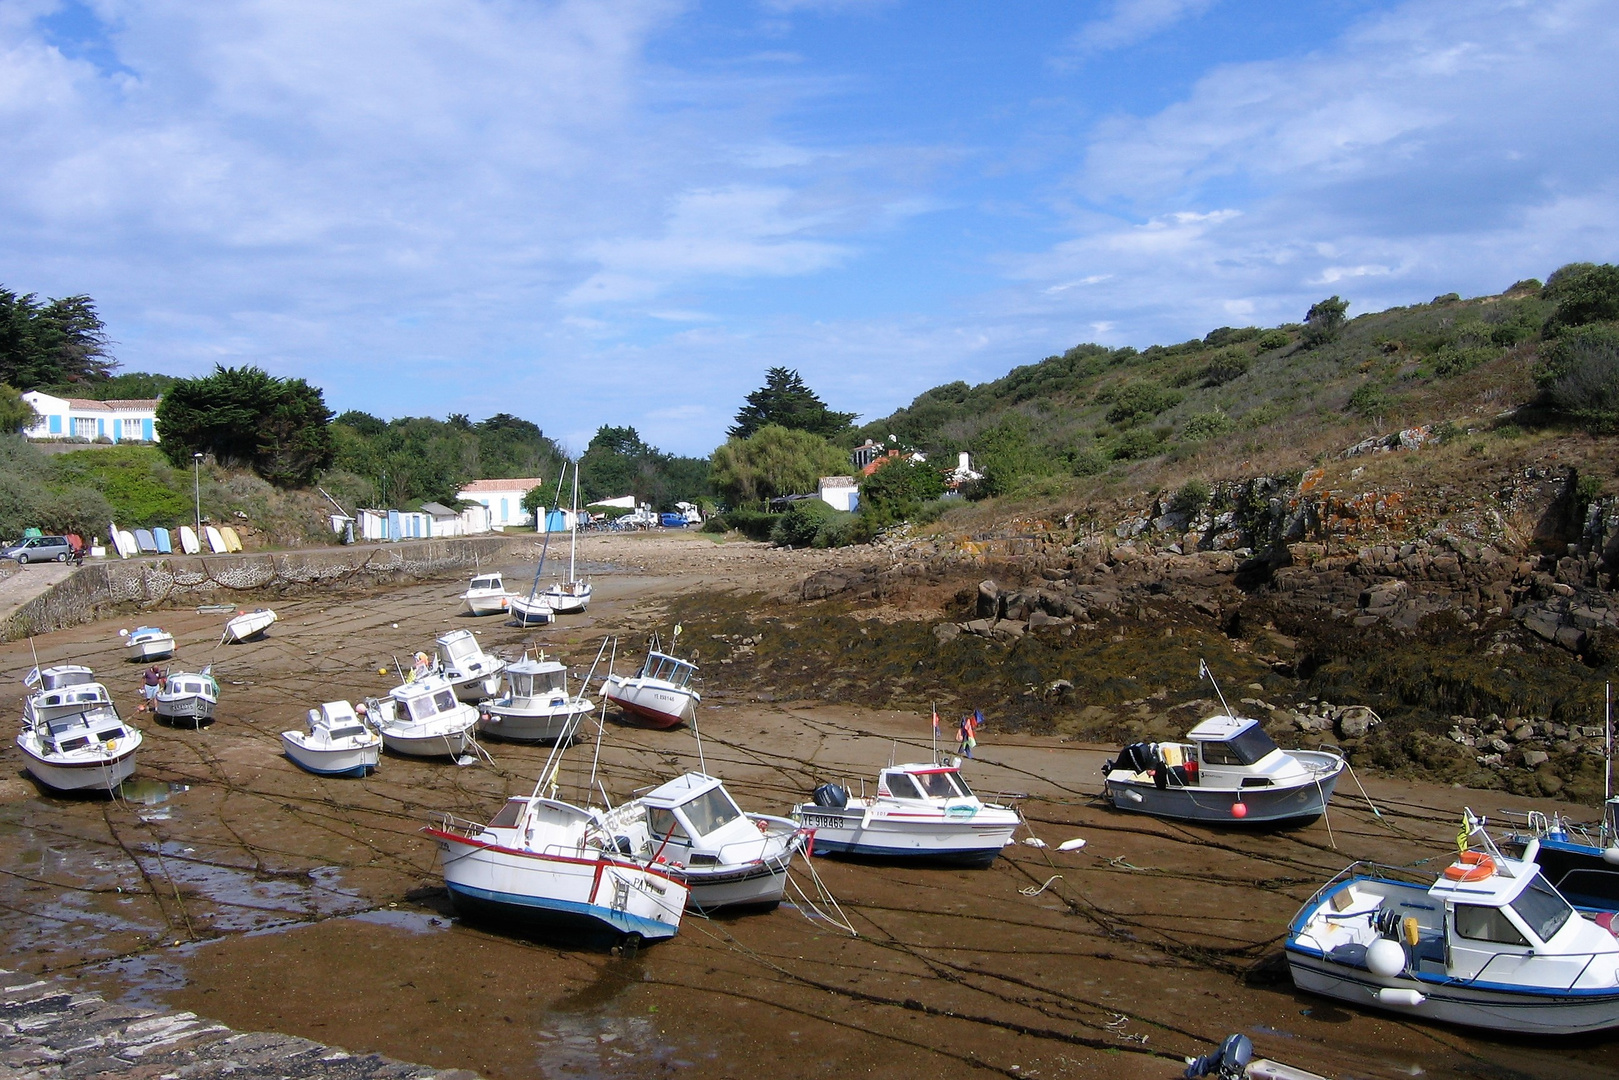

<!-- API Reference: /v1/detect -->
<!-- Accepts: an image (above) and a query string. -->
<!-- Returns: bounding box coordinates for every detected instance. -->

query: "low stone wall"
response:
[2,536,528,641]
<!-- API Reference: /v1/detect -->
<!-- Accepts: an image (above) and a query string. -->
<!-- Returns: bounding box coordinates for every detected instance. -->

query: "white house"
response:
[818,476,859,512]
[21,391,160,443]
[457,477,545,529]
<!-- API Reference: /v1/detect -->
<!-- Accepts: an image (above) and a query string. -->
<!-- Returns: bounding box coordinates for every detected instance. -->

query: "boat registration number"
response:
[798,814,845,830]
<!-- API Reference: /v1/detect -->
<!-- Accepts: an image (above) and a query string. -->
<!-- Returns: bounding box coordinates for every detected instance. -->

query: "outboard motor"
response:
[812,783,849,809]
[1184,1033,1253,1080]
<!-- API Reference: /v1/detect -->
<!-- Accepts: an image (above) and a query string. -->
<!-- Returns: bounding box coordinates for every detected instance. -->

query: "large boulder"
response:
[977,579,1001,619]
[1336,705,1380,739]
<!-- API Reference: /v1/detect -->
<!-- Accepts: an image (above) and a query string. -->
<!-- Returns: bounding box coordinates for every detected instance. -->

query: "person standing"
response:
[139,666,162,711]
[957,708,982,759]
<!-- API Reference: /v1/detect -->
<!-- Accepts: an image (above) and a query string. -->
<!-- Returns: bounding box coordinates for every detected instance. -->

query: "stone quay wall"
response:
[2,536,528,641]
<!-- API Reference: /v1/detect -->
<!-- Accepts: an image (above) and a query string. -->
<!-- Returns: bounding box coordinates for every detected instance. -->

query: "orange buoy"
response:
[1443,851,1495,882]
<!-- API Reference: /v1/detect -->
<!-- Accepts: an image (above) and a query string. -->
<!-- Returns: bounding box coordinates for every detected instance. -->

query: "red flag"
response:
[931,707,940,731]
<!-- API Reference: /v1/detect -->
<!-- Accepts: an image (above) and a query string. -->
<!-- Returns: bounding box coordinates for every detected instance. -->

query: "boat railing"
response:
[432,813,487,840]
[1292,861,1435,926]
[1458,947,1610,992]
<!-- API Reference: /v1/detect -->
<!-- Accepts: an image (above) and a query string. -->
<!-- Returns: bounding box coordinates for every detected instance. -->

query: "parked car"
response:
[2,535,73,564]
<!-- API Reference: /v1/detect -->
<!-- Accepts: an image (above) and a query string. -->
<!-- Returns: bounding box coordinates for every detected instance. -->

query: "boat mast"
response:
[568,460,579,586]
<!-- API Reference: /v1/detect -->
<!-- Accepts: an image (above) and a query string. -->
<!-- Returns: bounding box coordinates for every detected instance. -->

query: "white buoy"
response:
[1366,937,1406,978]
[1057,838,1087,852]
[1603,846,1619,866]
[1375,987,1424,1007]
[1023,837,1047,848]
[1123,789,1144,803]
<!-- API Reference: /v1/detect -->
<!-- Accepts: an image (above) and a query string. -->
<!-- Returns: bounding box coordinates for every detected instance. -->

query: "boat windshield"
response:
[488,799,527,829]
[646,656,693,687]
[470,577,499,591]
[411,690,459,721]
[1509,875,1574,942]
[648,807,689,843]
[1200,725,1280,766]
[537,669,566,692]
[678,787,742,836]
[328,725,367,740]
[884,772,923,799]
[915,771,966,799]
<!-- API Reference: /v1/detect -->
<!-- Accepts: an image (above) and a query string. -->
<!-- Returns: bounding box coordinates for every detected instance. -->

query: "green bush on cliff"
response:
[1534,323,1619,431]
[1543,262,1619,333]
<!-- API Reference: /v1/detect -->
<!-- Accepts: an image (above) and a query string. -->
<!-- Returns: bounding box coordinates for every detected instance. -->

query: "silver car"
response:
[2,536,73,564]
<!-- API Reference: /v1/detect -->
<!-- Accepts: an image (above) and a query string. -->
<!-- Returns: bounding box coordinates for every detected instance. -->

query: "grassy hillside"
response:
[856,275,1593,507]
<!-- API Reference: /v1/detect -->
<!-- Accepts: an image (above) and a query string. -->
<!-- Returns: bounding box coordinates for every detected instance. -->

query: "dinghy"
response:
[540,464,591,613]
[366,674,480,759]
[793,759,1021,866]
[205,526,227,553]
[221,608,276,643]
[282,701,381,777]
[1286,811,1619,1034]
[153,668,220,727]
[221,526,243,552]
[178,526,201,555]
[134,529,157,554]
[434,629,506,702]
[121,626,175,661]
[153,527,172,553]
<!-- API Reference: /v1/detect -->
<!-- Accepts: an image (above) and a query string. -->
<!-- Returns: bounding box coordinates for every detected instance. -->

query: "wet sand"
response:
[1,533,1616,1080]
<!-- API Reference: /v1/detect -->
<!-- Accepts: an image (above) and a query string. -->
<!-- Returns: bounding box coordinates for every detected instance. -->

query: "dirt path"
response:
[0,539,1613,1080]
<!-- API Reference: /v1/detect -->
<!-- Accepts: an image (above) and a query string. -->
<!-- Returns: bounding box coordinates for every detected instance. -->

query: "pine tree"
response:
[728,367,856,440]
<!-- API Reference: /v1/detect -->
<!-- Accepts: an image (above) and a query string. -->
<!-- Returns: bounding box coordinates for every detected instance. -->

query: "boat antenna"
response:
[693,702,707,777]
[1606,681,1613,840]
[1198,658,1235,717]
[587,637,616,799]
[930,701,938,762]
[524,518,554,607]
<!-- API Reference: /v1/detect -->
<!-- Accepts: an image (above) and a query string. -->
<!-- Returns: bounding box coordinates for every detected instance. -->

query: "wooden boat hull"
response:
[604,675,698,729]
[281,732,379,777]
[17,735,139,793]
[427,828,685,944]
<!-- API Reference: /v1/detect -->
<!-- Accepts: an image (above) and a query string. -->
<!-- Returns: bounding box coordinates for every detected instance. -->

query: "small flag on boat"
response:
[931,706,940,732]
[974,707,985,727]
[24,667,40,688]
[1198,658,1211,682]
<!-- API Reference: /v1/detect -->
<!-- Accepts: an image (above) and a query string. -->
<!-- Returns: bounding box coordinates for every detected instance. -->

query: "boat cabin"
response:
[390,679,463,723]
[504,658,569,701]
[28,665,95,692]
[467,574,504,593]
[639,774,749,862]
[638,651,695,688]
[437,629,490,670]
[877,764,977,802]
[481,795,595,848]
[27,681,115,724]
[164,673,218,700]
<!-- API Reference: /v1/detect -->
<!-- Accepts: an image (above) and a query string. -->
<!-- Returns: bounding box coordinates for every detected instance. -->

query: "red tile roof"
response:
[458,477,545,493]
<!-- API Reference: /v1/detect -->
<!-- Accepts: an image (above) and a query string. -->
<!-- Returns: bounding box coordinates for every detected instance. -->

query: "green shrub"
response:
[1170,478,1210,516]
[1069,446,1109,476]
[1543,263,1619,332]
[1112,427,1166,460]
[1256,328,1291,351]
[49,445,191,526]
[1105,380,1181,425]
[1348,382,1395,418]
[1432,345,1499,377]
[1302,296,1349,347]
[1181,410,1235,442]
[1533,323,1619,431]
[1196,348,1251,387]
[720,508,777,540]
[1203,326,1259,348]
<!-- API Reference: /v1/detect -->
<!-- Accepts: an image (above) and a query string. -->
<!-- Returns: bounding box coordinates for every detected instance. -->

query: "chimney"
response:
[958,451,971,472]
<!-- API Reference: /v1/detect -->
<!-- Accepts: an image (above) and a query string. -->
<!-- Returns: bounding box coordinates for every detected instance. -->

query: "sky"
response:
[2,0,1617,457]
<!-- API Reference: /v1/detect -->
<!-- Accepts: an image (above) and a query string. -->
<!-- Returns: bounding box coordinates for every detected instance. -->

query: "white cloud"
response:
[1069,0,1218,56]
[1011,0,1619,344]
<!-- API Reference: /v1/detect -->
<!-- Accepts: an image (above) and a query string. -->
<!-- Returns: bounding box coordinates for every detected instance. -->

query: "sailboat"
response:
[541,462,592,614]
[507,494,557,628]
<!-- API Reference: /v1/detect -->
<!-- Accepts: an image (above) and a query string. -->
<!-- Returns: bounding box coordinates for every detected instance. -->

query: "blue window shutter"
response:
[49,415,61,433]
[144,418,154,440]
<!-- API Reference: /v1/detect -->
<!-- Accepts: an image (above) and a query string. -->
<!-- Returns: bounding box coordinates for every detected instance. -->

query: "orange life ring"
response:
[1443,851,1495,882]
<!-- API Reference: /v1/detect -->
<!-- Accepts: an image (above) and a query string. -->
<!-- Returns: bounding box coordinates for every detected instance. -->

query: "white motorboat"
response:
[1101,713,1346,825]
[425,793,688,946]
[610,772,807,911]
[281,701,381,777]
[479,655,594,743]
[792,759,1021,867]
[540,463,591,613]
[366,675,480,758]
[120,626,175,661]
[434,629,506,702]
[604,641,700,729]
[153,668,220,727]
[1286,811,1619,1034]
[221,608,277,643]
[18,670,140,793]
[462,572,515,616]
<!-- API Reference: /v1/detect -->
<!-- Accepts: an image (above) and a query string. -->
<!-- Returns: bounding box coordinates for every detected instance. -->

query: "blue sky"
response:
[2,0,1616,456]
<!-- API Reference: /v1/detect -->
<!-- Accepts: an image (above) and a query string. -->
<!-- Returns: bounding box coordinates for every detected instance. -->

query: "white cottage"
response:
[456,477,545,530]
[21,392,160,443]
[818,476,859,512]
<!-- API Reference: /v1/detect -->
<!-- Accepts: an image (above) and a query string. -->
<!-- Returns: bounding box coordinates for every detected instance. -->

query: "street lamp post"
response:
[193,453,203,539]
